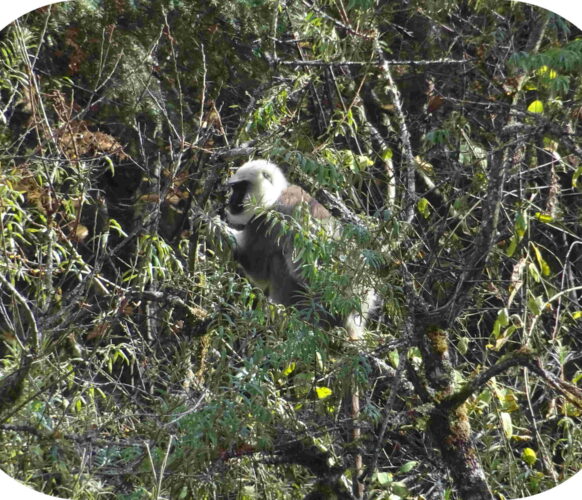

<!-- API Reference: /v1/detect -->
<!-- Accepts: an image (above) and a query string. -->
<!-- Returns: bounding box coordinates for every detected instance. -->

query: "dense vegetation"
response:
[1,1,582,499]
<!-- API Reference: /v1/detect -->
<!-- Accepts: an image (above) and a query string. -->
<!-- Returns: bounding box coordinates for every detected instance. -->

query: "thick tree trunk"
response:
[415,316,493,500]
[429,406,493,500]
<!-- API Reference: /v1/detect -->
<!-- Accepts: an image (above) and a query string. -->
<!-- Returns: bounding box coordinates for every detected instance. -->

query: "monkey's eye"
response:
[262,171,272,183]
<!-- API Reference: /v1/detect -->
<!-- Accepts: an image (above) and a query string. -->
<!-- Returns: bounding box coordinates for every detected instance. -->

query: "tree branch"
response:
[276,57,471,68]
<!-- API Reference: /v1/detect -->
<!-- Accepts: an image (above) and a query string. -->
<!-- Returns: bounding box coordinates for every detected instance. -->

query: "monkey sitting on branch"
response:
[223,159,377,340]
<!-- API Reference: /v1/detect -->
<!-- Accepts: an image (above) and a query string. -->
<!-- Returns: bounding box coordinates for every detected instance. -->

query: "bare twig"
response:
[374,38,417,223]
[0,273,40,351]
[277,57,471,67]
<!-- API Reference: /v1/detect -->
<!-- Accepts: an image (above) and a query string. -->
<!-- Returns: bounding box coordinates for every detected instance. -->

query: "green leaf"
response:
[388,350,399,368]
[528,293,545,316]
[527,100,544,113]
[392,481,410,497]
[573,166,582,189]
[381,149,393,160]
[502,390,519,412]
[492,308,509,338]
[506,235,519,257]
[398,461,418,473]
[493,326,517,351]
[515,211,528,239]
[417,197,431,218]
[457,337,469,355]
[527,262,541,283]
[376,471,393,486]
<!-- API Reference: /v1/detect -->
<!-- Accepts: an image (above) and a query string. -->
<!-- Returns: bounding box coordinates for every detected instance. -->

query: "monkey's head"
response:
[226,160,289,226]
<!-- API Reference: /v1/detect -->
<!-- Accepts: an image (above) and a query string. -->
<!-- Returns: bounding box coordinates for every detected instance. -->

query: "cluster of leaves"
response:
[0,1,581,499]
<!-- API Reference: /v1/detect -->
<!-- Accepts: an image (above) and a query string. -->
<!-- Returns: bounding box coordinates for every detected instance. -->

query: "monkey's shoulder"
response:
[275,185,331,221]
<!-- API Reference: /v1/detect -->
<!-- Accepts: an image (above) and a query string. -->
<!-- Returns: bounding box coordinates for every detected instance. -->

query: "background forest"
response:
[1,1,582,499]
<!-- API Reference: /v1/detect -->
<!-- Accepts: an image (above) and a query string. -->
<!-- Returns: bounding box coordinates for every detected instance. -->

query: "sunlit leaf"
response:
[527,100,544,113]
[376,471,392,486]
[522,447,537,466]
[534,212,553,223]
[536,65,557,79]
[500,412,513,439]
[315,386,332,399]
[381,149,393,160]
[531,243,550,276]
[282,362,296,376]
[417,197,431,218]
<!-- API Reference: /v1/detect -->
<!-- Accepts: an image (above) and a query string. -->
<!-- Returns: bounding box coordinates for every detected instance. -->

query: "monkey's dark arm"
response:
[192,208,240,254]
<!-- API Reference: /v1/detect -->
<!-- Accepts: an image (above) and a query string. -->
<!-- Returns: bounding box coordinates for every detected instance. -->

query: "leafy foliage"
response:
[0,1,582,499]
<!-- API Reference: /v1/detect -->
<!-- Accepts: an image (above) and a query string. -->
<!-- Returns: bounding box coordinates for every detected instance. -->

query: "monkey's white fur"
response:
[226,160,289,226]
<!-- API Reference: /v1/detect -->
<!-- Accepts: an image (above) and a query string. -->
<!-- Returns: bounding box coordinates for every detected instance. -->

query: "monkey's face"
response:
[225,160,289,226]
[226,180,251,225]
[226,176,270,226]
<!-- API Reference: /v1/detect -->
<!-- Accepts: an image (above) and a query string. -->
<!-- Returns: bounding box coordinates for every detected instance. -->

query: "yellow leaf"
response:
[511,434,533,442]
[530,243,550,276]
[315,386,333,399]
[534,212,553,223]
[503,392,519,412]
[537,65,557,79]
[73,224,89,242]
[572,311,582,320]
[381,149,393,161]
[527,100,544,113]
[522,447,537,466]
[282,362,296,376]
